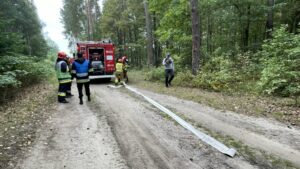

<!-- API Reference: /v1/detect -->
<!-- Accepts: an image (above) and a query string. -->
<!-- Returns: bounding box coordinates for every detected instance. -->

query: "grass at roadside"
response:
[128,70,300,126]
[0,83,57,169]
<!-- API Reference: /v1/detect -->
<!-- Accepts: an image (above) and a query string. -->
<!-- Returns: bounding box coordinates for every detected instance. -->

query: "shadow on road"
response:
[90,78,112,85]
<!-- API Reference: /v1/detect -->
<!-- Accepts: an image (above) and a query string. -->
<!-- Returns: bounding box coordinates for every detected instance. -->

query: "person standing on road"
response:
[65,55,74,98]
[115,58,124,85]
[71,52,93,105]
[162,53,175,87]
[55,52,72,103]
[121,55,129,83]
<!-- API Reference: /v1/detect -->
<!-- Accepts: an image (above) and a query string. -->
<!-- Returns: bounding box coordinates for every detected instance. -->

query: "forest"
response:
[0,0,58,103]
[1,1,300,168]
[0,0,300,103]
[61,0,300,102]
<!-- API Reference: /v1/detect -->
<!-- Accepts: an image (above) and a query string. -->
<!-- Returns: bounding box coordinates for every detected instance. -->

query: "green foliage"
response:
[61,0,102,41]
[0,54,54,88]
[0,22,25,55]
[0,0,56,102]
[146,50,262,93]
[144,67,165,82]
[172,70,194,87]
[65,0,300,103]
[0,0,48,57]
[0,72,21,88]
[259,26,300,97]
[151,0,192,67]
[193,55,240,91]
[99,0,147,66]
[278,0,300,33]
[61,0,86,40]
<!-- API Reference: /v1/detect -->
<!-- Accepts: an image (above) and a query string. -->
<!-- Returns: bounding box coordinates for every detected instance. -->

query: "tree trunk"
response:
[207,11,213,54]
[265,0,274,39]
[85,0,92,40]
[190,0,201,75]
[143,0,154,66]
[243,5,250,51]
[153,12,161,67]
[291,12,300,34]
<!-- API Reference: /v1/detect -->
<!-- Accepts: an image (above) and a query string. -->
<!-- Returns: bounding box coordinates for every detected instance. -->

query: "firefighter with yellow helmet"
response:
[55,51,72,103]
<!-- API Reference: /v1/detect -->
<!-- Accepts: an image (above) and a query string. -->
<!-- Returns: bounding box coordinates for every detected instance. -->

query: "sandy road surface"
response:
[15,83,300,168]
[15,91,128,169]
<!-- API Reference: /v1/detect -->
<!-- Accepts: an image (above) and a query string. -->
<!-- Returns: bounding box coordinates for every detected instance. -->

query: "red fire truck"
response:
[76,41,116,80]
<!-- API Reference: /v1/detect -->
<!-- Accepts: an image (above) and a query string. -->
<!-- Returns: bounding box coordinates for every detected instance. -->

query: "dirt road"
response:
[15,84,300,169]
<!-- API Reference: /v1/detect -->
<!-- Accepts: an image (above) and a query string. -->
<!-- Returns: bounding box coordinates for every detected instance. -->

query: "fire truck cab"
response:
[76,41,116,79]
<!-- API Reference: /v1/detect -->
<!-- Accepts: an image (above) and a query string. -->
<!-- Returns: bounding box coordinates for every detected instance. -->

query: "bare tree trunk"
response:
[207,11,213,54]
[26,34,32,56]
[265,0,274,39]
[153,12,161,67]
[85,0,93,40]
[190,0,201,75]
[243,5,250,51]
[143,0,154,66]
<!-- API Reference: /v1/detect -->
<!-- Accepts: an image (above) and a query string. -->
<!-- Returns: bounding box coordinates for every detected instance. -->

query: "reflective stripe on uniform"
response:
[89,68,94,72]
[58,92,66,96]
[76,72,88,77]
[59,79,72,84]
[76,79,90,83]
[72,70,76,74]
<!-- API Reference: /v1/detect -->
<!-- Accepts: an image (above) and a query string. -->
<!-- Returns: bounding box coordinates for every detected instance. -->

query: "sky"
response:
[34,0,103,55]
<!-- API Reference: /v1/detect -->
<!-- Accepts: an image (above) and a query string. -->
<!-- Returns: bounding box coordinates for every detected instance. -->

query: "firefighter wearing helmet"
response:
[121,55,129,83]
[115,58,124,85]
[55,51,72,103]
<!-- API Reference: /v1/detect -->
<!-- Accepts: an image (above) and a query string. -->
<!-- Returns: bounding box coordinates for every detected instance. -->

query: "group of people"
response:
[55,51,175,104]
[55,51,93,105]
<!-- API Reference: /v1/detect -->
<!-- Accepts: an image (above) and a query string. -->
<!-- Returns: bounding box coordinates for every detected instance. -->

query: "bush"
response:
[192,55,242,91]
[0,55,28,88]
[0,72,21,88]
[258,26,300,99]
[172,70,194,87]
[19,59,54,85]
[0,54,55,101]
[145,67,165,82]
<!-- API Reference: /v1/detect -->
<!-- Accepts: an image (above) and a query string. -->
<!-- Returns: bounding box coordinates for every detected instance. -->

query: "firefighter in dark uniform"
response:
[71,52,93,105]
[55,52,72,103]
[65,56,74,97]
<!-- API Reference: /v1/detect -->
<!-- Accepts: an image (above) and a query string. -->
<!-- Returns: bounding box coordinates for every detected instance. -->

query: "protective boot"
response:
[88,96,91,102]
[79,98,83,105]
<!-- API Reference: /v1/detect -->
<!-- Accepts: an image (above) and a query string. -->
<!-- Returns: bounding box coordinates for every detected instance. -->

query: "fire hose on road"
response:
[108,84,236,157]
